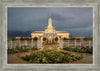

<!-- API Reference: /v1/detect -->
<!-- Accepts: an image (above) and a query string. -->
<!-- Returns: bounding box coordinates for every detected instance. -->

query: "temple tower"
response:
[48,11,52,28]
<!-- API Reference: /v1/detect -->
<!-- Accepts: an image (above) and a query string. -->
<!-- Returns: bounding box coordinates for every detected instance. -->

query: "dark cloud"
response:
[7,7,93,37]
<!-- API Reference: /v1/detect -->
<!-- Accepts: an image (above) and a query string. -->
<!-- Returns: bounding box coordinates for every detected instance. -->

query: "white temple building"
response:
[31,12,70,43]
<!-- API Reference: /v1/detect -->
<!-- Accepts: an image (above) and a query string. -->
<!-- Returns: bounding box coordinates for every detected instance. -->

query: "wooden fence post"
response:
[37,39,42,49]
[68,40,69,47]
[19,40,21,48]
[15,40,17,49]
[89,40,91,48]
[59,38,63,49]
[75,40,76,48]
[80,40,81,47]
[22,40,24,49]
[31,39,33,48]
[10,40,12,49]
[25,40,27,46]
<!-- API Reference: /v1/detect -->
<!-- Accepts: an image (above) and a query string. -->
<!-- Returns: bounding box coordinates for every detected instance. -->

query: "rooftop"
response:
[56,31,69,33]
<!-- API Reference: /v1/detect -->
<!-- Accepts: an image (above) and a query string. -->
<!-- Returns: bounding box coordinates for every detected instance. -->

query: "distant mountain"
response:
[8,31,33,38]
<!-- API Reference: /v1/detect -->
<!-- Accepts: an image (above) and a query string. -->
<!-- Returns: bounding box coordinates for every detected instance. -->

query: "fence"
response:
[7,40,93,49]
[7,40,37,49]
[63,40,93,48]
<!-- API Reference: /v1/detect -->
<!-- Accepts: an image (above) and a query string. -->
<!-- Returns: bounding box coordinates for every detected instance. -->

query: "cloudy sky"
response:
[7,7,93,37]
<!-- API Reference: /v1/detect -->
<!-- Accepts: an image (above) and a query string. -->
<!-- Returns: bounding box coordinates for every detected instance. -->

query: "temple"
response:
[31,12,70,43]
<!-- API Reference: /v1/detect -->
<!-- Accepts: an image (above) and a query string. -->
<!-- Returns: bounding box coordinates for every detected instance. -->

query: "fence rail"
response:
[7,40,37,49]
[63,40,93,48]
[7,40,93,49]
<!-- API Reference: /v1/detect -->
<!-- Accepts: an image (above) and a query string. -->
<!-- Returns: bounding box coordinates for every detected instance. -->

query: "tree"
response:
[69,37,76,40]
[76,38,80,40]
[63,37,68,40]
[12,38,16,41]
[7,37,12,41]
[23,37,29,40]
[20,37,24,41]
[33,37,38,41]
[43,37,46,41]
[55,37,58,41]
[83,37,93,41]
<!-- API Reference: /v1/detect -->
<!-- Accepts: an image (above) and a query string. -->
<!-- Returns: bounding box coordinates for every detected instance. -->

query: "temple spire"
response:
[48,11,52,27]
[49,11,51,18]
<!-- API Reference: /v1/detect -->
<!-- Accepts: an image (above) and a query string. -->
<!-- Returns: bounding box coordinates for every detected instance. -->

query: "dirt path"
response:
[63,50,93,64]
[7,51,33,64]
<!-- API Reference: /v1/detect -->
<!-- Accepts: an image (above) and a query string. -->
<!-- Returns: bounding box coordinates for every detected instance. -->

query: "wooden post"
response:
[24,40,25,46]
[15,40,17,49]
[41,37,42,43]
[37,39,42,49]
[10,40,12,49]
[19,40,21,48]
[89,40,91,48]
[80,40,81,47]
[75,40,76,48]
[59,37,63,49]
[25,40,27,46]
[22,40,24,49]
[68,40,69,47]
[31,39,33,48]
[24,40,26,49]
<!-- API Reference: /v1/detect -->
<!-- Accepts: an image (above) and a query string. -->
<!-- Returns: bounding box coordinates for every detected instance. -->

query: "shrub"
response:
[43,37,47,41]
[63,47,93,54]
[31,46,38,50]
[63,37,68,40]
[83,37,93,41]
[33,37,38,41]
[7,37,12,41]
[69,37,76,40]
[20,37,31,41]
[24,50,82,63]
[7,46,38,54]
[76,38,80,40]
[55,37,58,41]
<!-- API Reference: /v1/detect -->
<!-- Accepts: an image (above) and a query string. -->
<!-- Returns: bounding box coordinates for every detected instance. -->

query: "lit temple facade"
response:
[31,12,70,43]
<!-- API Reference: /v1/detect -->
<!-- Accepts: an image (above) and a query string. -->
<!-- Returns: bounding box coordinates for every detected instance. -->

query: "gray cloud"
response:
[8,7,93,37]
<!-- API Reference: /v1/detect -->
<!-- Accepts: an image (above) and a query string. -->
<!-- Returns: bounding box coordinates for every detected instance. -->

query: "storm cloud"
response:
[7,7,93,37]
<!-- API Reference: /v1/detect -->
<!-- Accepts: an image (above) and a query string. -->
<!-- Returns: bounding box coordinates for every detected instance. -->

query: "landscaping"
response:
[7,38,93,64]
[63,46,93,54]
[24,50,82,63]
